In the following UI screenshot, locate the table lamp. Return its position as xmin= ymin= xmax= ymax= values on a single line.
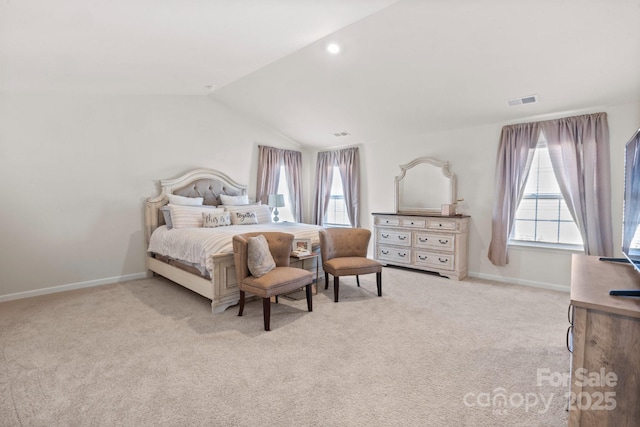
xmin=268 ymin=194 xmax=285 ymax=222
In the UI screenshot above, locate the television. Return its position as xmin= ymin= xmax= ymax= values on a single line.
xmin=622 ymin=127 xmax=640 ymax=271
xmin=609 ymin=128 xmax=640 ymax=297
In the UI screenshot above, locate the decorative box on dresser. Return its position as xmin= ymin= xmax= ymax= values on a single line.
xmin=372 ymin=213 xmax=470 ymax=280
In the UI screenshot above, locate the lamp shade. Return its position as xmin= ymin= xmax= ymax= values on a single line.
xmin=268 ymin=194 xmax=285 ymax=208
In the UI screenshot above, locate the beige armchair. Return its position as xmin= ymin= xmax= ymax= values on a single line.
xmin=232 ymin=232 xmax=313 ymax=331
xmin=319 ymin=228 xmax=382 ymax=302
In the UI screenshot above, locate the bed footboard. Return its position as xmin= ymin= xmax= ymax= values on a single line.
xmin=146 ymin=253 xmax=240 ymax=314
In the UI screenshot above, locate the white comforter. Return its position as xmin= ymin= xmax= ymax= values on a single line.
xmin=148 ymin=222 xmax=322 ymax=275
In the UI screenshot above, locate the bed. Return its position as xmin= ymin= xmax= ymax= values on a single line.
xmin=145 ymin=168 xmax=322 ymax=313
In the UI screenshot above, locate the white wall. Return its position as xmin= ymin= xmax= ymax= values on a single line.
xmin=1 ymin=93 xmax=637 ymax=300
xmin=0 ymin=93 xmax=303 ymax=299
xmin=360 ymin=101 xmax=640 ymax=291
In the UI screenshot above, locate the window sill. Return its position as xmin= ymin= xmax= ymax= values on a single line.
xmin=508 ymin=240 xmax=584 ymax=254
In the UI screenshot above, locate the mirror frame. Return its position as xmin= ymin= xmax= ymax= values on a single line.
xmin=394 ymin=156 xmax=457 ymax=215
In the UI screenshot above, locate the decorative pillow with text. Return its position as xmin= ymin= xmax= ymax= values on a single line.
xmin=224 ymin=204 xmax=272 ymax=224
xmin=202 ymin=211 xmax=231 ymax=228
xmin=169 ymin=205 xmax=224 ymax=229
xmin=229 ymin=210 xmax=259 ymax=225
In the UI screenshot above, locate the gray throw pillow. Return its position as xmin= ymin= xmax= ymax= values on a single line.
xmin=247 ymin=235 xmax=276 ymax=277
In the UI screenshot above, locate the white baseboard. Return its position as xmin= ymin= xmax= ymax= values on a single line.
xmin=0 ymin=272 xmax=148 ymax=303
xmin=468 ymin=271 xmax=570 ymax=293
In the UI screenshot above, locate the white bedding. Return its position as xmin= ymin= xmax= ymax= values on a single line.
xmin=148 ymin=222 xmax=322 ymax=276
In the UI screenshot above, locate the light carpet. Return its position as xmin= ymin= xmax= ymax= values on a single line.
xmin=0 ymin=267 xmax=570 ymax=426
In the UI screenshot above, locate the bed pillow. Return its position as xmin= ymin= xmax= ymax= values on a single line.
xmin=225 ymin=204 xmax=272 ymax=224
xmin=229 ymin=210 xmax=259 ymax=225
xmin=160 ymin=205 xmax=174 ymax=229
xmin=167 ymin=194 xmax=204 ymax=206
xmin=169 ymin=205 xmax=225 ymax=229
xmin=247 ymin=235 xmax=276 ymax=277
xmin=220 ymin=194 xmax=249 ymax=206
xmin=202 ymin=211 xmax=231 ymax=228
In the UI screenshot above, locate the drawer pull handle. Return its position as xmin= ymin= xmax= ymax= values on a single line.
xmin=419 ymin=237 xmax=428 ymax=242
xmin=382 ymin=233 xmax=389 ymax=238
xmin=381 ymin=250 xmax=389 ymax=255
xmin=438 ymin=239 xmax=449 ymax=245
xmin=398 ymin=236 xmax=407 ymax=240
xmin=398 ymin=252 xmax=406 ymax=257
xmin=418 ymin=255 xmax=427 ymax=261
xmin=438 ymin=223 xmax=442 ymax=227
xmin=410 ymin=221 xmax=414 ymax=225
xmin=566 ymin=325 xmax=573 ymax=353
xmin=438 ymin=257 xmax=448 ymax=263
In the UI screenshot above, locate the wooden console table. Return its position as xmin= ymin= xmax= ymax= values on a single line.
xmin=569 ymin=254 xmax=640 ymax=426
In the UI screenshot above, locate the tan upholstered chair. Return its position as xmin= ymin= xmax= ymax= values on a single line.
xmin=319 ymin=228 xmax=382 ymax=302
xmin=232 ymin=232 xmax=313 ymax=331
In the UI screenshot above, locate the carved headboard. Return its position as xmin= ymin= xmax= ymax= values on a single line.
xmin=144 ymin=168 xmax=248 ymax=243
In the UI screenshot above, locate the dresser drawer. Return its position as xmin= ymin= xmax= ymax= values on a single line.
xmin=375 ymin=216 xmax=400 ymax=226
xmin=414 ymin=250 xmax=454 ymax=270
xmin=378 ymin=246 xmax=411 ymax=264
xmin=400 ymin=218 xmax=426 ymax=228
xmin=414 ymin=232 xmax=455 ymax=251
xmin=377 ymin=229 xmax=411 ymax=247
xmin=426 ymin=219 xmax=457 ymax=231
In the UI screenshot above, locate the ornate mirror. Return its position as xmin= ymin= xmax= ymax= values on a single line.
xmin=395 ymin=157 xmax=457 ymax=215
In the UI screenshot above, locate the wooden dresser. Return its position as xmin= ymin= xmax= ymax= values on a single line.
xmin=372 ymin=213 xmax=469 ymax=280
xmin=569 ymin=255 xmax=640 ymax=426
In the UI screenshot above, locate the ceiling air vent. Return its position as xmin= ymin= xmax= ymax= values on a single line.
xmin=507 ymin=94 xmax=538 ymax=107
xmin=333 ymin=131 xmax=350 ymax=137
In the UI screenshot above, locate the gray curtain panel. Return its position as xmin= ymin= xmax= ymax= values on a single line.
xmin=256 ymin=145 xmax=304 ymax=222
xmin=488 ymin=112 xmax=613 ymax=266
xmin=487 ymin=122 xmax=540 ymax=266
xmin=540 ymin=112 xmax=613 ymax=257
xmin=282 ymin=149 xmax=303 ymax=222
xmin=312 ymin=146 xmax=361 ymax=227
xmin=337 ymin=147 xmax=361 ymax=227
xmin=623 ymin=130 xmax=640 ymax=252
xmin=312 ymin=150 xmax=336 ymax=226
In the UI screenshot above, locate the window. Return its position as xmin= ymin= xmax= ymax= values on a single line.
xmin=324 ymin=166 xmax=350 ymax=227
xmin=510 ymin=137 xmax=583 ymax=248
xmin=275 ymin=165 xmax=295 ymax=223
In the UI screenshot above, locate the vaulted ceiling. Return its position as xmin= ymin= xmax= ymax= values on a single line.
xmin=3 ymin=0 xmax=640 ymax=147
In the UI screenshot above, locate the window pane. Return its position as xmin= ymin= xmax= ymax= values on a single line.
xmin=515 ymin=199 xmax=537 ymax=220
xmin=275 ymin=165 xmax=295 ymax=222
xmin=512 ymin=220 xmax=536 ymax=241
xmin=537 ymin=199 xmax=561 ymax=221
xmin=559 ymin=222 xmax=583 ymax=245
xmin=536 ymin=221 xmax=560 ymax=243
xmin=558 ymin=204 xmax=574 ymax=221
xmin=511 ymin=138 xmax=583 ymax=247
xmin=535 ymin=147 xmax=562 ymax=194
xmin=324 ymin=166 xmax=350 ymax=226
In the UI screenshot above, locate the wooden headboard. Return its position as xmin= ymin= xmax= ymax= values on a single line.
xmin=144 ymin=168 xmax=248 ymax=243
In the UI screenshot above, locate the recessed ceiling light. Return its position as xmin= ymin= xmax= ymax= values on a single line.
xmin=327 ymin=43 xmax=341 ymax=54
